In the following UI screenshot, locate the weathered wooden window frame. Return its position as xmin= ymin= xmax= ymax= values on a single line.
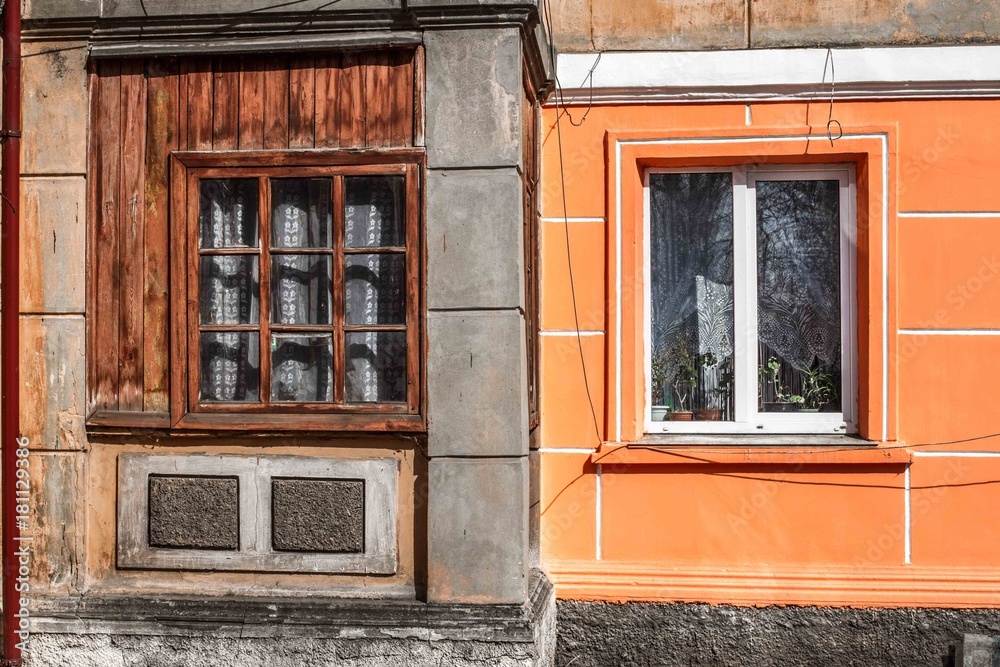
xmin=169 ymin=148 xmax=425 ymax=432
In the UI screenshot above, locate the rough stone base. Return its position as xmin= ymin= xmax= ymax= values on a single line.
xmin=556 ymin=601 xmax=1000 ymax=667
xmin=24 ymin=572 xmax=555 ymax=667
xmin=25 ymin=634 xmax=544 ymax=667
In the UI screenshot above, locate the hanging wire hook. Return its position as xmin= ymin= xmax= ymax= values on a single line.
xmin=823 ymin=48 xmax=843 ymax=145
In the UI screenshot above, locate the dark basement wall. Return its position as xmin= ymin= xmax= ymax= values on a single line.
xmin=556 ymin=601 xmax=1000 ymax=667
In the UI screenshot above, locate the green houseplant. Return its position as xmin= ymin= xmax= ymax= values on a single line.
xmin=759 ymin=356 xmax=803 ymax=412
xmin=800 ymin=365 xmax=837 ymax=412
xmin=650 ymin=349 xmax=671 ymax=421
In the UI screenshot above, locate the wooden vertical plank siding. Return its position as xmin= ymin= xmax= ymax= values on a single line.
xmin=92 ymin=59 xmax=122 ymax=413
xmin=288 ymin=54 xmax=316 ymax=149
xmin=184 ymin=57 xmax=213 ymax=151
xmin=364 ymin=51 xmax=392 ymax=147
xmin=213 ymin=57 xmax=240 ymax=150
xmin=337 ymin=53 xmax=366 ymax=147
xmin=143 ymin=58 xmax=179 ymax=413
xmin=263 ymin=56 xmax=290 ymax=150
xmin=89 ymin=50 xmax=418 ymax=425
xmin=239 ymin=56 xmax=266 ymax=150
xmin=314 ymin=53 xmax=341 ymax=148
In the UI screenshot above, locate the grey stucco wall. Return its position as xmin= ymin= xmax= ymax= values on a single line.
xmin=556 ymin=601 xmax=1000 ymax=667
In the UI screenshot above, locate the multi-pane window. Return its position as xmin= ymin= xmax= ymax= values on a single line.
xmin=173 ymin=153 xmax=422 ymax=428
xmin=645 ymin=166 xmax=856 ymax=434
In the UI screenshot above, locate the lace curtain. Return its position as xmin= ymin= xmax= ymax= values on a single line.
xmin=650 ymin=173 xmax=842 ymax=411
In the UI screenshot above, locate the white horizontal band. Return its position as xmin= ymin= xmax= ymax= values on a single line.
xmin=540 ymin=330 xmax=604 ymax=337
xmin=554 ymin=46 xmax=1000 ymax=104
xmin=899 ymin=212 xmax=1000 ymax=218
xmin=899 ymin=329 xmax=1000 ymax=335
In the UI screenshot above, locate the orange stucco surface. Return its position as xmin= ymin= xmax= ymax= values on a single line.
xmin=538 ymin=99 xmax=1000 ymax=607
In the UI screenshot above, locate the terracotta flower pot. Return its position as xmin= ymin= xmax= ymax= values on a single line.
xmin=694 ymin=409 xmax=723 ymax=421
xmin=668 ymin=411 xmax=694 ymax=421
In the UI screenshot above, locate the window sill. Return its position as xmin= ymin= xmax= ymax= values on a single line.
xmin=591 ymin=435 xmax=911 ymax=467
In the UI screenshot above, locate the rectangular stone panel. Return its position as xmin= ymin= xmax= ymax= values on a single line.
xmin=148 ymin=475 xmax=240 ymax=550
xmin=271 ymin=478 xmax=365 ymax=553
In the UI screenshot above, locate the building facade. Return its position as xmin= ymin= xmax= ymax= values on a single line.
xmin=15 ymin=0 xmax=1000 ymax=666
xmin=539 ymin=2 xmax=1000 ymax=666
xmin=20 ymin=1 xmax=553 ymax=665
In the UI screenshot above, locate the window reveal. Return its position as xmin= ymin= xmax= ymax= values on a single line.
xmin=646 ymin=166 xmax=856 ymax=434
xmin=173 ymin=153 xmax=423 ymax=427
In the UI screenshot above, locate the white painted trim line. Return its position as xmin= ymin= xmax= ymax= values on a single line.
xmin=615 ymin=134 xmax=888 ymax=442
xmin=555 ymin=46 xmax=1000 ymax=104
xmin=537 ymin=448 xmax=599 ymax=454
xmin=540 ymin=330 xmax=605 ymax=337
xmin=595 ymin=464 xmax=603 ymax=561
xmin=913 ymin=451 xmax=1000 ymax=457
xmin=899 ymin=211 xmax=1000 ymax=218
xmin=903 ymin=466 xmax=912 ymax=565
xmin=899 ymin=329 xmax=1000 ymax=336
xmin=541 ymin=216 xmax=606 ymax=224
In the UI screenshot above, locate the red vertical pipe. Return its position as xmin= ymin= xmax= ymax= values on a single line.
xmin=1 ymin=0 xmax=21 ymax=661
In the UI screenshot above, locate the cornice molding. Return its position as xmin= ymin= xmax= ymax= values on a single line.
xmin=553 ymin=46 xmax=1000 ymax=104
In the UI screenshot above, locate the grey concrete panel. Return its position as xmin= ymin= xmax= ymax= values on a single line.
xmin=22 ymin=42 xmax=89 ymax=175
xmin=752 ymin=0 xmax=1000 ymax=48
xmin=24 ymin=0 xmax=99 ymax=19
xmin=427 ymin=457 xmax=528 ymax=604
xmin=427 ymin=310 xmax=528 ymax=457
xmin=21 ymin=178 xmax=86 ymax=313
xmin=424 ymin=28 xmax=522 ymax=168
xmin=118 ymin=454 xmax=397 ymax=574
xmin=426 ymin=168 xmax=524 ymax=310
xmin=100 ymin=0 xmax=399 ymax=18
xmin=271 ymin=478 xmax=365 ymax=553
xmin=956 ymin=634 xmax=1000 ymax=667
xmin=409 ymin=0 xmax=537 ymax=5
xmin=148 ymin=476 xmax=240 ymax=550
xmin=21 ymin=316 xmax=86 ymax=451
xmin=557 ymin=601 xmax=1000 ymax=667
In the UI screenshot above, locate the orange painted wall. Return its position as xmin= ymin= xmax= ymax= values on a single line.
xmin=538 ymin=98 xmax=1000 ymax=608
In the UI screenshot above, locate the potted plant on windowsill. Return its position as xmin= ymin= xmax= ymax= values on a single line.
xmin=801 ymin=364 xmax=837 ymax=413
xmin=664 ymin=333 xmax=698 ymax=421
xmin=696 ymin=357 xmax=731 ymax=421
xmin=759 ymin=356 xmax=803 ymax=412
xmin=650 ymin=349 xmax=670 ymax=422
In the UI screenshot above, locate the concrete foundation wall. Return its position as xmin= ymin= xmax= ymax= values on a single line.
xmin=547 ymin=0 xmax=1000 ymax=52
xmin=556 ymin=601 xmax=1000 ymax=667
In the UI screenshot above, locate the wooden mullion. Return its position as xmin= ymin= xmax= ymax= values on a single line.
xmin=198 ymin=324 xmax=261 ymax=332
xmin=333 ymin=175 xmax=346 ymax=405
xmin=342 ymin=246 xmax=407 ymax=255
xmin=405 ymin=163 xmax=421 ymax=413
xmin=197 ymin=247 xmax=260 ymax=256
xmin=259 ymin=176 xmax=272 ymax=406
xmin=187 ymin=171 xmax=205 ymax=410
xmin=343 ymin=325 xmax=408 ymax=333
xmin=267 ymin=247 xmax=331 ymax=255
xmin=270 ymin=324 xmax=337 ymax=333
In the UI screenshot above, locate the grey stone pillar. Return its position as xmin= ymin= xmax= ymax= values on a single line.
xmin=423 ymin=26 xmax=531 ymax=604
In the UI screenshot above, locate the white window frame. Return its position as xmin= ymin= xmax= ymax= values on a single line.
xmin=643 ymin=164 xmax=858 ymax=435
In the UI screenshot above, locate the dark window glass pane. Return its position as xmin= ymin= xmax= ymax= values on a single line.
xmin=200 ymin=179 xmax=259 ymax=249
xmin=200 ymin=255 xmax=260 ymax=325
xmin=756 ymin=179 xmax=842 ymax=413
xmin=271 ymin=334 xmax=333 ymax=403
xmin=345 ymin=332 xmax=406 ymax=403
xmin=344 ymin=176 xmax=405 ymax=248
xmin=200 ymin=332 xmax=260 ymax=402
xmin=345 ymin=254 xmax=406 ymax=325
xmin=271 ymin=178 xmax=332 ymax=249
xmin=270 ymin=255 xmax=332 ymax=325
xmin=649 ymin=172 xmax=735 ymax=421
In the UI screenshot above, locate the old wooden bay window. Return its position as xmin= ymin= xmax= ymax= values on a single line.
xmin=172 ymin=152 xmax=422 ymax=429
xmin=644 ymin=165 xmax=857 ymax=434
xmin=86 ymin=51 xmax=425 ymax=431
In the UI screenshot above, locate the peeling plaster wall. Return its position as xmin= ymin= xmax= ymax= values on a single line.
xmin=547 ymin=0 xmax=1000 ymax=52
